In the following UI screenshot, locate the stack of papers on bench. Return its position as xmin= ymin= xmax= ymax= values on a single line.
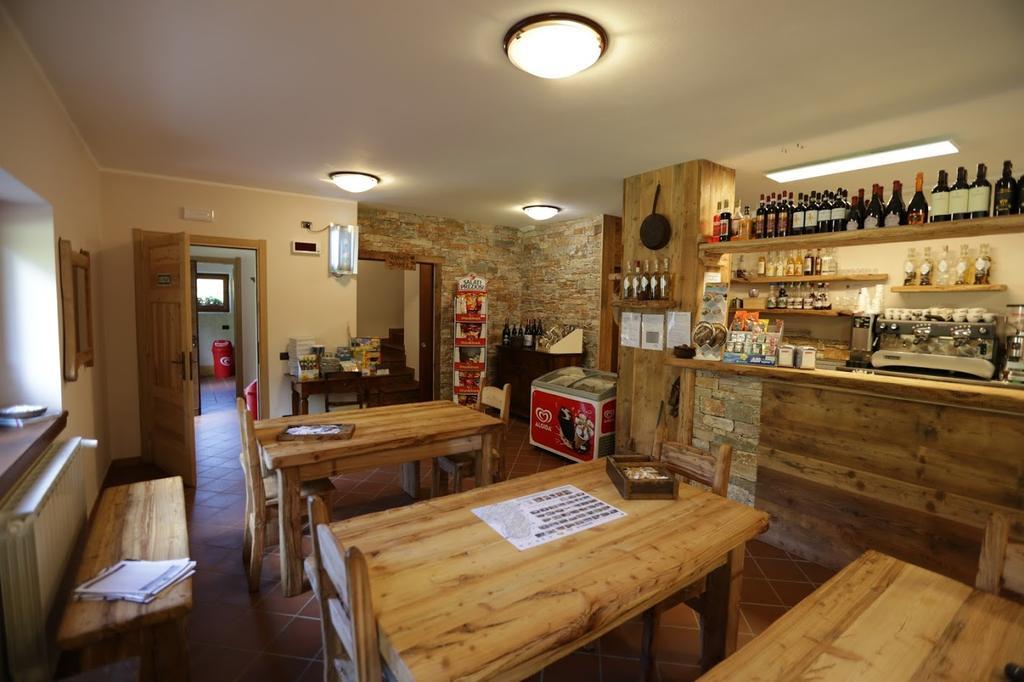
xmin=74 ymin=558 xmax=196 ymax=604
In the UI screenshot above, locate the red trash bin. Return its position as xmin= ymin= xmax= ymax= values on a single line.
xmin=244 ymin=380 xmax=259 ymax=418
xmin=211 ymin=339 xmax=234 ymax=378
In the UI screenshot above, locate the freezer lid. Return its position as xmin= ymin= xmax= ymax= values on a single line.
xmin=532 ymin=366 xmax=618 ymax=400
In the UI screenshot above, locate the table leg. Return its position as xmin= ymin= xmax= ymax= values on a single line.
xmin=478 ymin=432 xmax=494 ymax=486
xmin=291 ymin=387 xmax=300 ymax=416
xmin=400 ymin=461 xmax=420 ymax=498
xmin=278 ymin=467 xmax=305 ymax=596
xmin=300 ymin=394 xmax=310 ymax=415
xmin=699 ymin=543 xmax=745 ymax=671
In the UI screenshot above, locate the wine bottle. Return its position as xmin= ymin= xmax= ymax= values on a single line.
xmin=930 ymin=170 xmax=951 ymax=222
xmin=830 ymin=187 xmax=848 ymax=231
xmin=777 ymin=192 xmax=791 ymax=237
xmin=968 ymin=163 xmax=991 ymax=218
xmin=805 ymin=191 xmax=819 ymax=234
xmin=907 ymin=172 xmax=929 ymax=225
xmin=766 ymin=193 xmax=778 ymax=238
xmin=994 ymin=161 xmax=1019 ymax=216
xmin=791 ymin=192 xmax=806 ymax=236
xmin=755 ymin=194 xmax=767 ymax=238
xmin=949 ymin=166 xmax=970 ymax=220
xmin=720 ymin=199 xmax=732 ymax=242
xmin=502 ymin=319 xmax=511 ymax=345
xmin=845 ymin=193 xmax=862 ymax=230
xmin=884 ymin=180 xmax=907 ymax=226
xmin=864 ymin=185 xmax=884 ymax=228
xmin=819 ymin=191 xmax=834 ymax=233
xmin=713 ymin=200 xmax=722 ymax=241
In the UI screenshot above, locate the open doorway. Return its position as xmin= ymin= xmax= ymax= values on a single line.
xmin=355 ymin=255 xmax=439 ymax=402
xmin=190 ymin=246 xmax=258 ymax=417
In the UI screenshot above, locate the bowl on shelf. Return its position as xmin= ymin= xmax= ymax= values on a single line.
xmin=673 ymin=345 xmax=696 ymax=359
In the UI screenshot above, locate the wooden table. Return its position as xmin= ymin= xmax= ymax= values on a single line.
xmin=57 ymin=478 xmax=190 ymax=680
xmin=700 ymin=550 xmax=1024 ymax=681
xmin=257 ymin=400 xmax=505 ymax=596
xmin=321 ymin=459 xmax=768 ymax=680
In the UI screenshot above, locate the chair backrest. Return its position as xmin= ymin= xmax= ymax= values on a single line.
xmin=236 ymin=397 xmax=266 ymax=510
xmin=313 ymin=519 xmax=382 ymax=681
xmin=976 ymin=512 xmax=1024 ymax=598
xmin=477 ymin=382 xmax=511 ymax=451
xmin=651 ymin=421 xmax=732 ymax=497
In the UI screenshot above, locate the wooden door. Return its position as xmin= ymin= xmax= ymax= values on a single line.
xmin=418 ymin=264 xmax=435 ymax=400
xmin=190 ymin=259 xmax=201 ymax=416
xmin=134 ymin=229 xmax=197 ymax=487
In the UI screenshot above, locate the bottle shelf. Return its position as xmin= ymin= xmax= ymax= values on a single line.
xmin=699 ymin=214 xmax=1024 ymax=258
xmin=732 ymin=273 xmax=888 ymax=285
xmin=611 ymin=299 xmax=676 ymax=310
xmin=731 ymin=308 xmax=854 ymax=318
xmin=889 ymin=284 xmax=1007 ymax=293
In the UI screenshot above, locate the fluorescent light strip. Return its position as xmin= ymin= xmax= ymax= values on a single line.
xmin=765 ymin=140 xmax=959 ymax=183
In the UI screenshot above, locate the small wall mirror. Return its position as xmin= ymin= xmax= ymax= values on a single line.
xmin=59 ymin=239 xmax=94 ymax=381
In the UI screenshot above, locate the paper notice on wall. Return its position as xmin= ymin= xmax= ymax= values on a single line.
xmin=666 ymin=311 xmax=691 ymax=348
xmin=620 ymin=312 xmax=641 ymax=348
xmin=641 ymin=314 xmax=665 ymax=351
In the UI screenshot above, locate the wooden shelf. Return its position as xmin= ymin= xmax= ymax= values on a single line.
xmin=700 ymin=214 xmax=1024 ymax=257
xmin=732 ymin=308 xmax=853 ymax=317
xmin=611 ymin=299 xmax=675 ymax=310
xmin=890 ymin=284 xmax=1007 ymax=293
xmin=733 ymin=273 xmax=888 ymax=285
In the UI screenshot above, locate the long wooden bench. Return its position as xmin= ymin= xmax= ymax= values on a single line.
xmin=57 ymin=477 xmax=191 ymax=681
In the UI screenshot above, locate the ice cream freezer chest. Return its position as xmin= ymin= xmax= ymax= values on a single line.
xmin=529 ymin=366 xmax=617 ymax=463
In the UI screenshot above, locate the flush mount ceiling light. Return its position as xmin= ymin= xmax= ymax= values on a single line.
xmin=522 ymin=204 xmax=562 ymax=221
xmin=765 ymin=140 xmax=959 ymax=183
xmin=503 ymin=13 xmax=607 ymax=79
xmin=328 ymin=171 xmax=380 ymax=193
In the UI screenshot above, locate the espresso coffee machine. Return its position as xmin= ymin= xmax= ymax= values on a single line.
xmin=847 ymin=314 xmax=879 ymax=368
xmin=870 ymin=318 xmax=1002 ymax=380
xmin=1005 ymin=304 xmax=1024 ymax=384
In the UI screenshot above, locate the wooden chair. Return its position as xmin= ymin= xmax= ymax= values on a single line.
xmin=431 ymin=382 xmax=511 ymax=496
xmin=237 ymin=398 xmax=334 ymax=592
xmin=976 ymin=512 xmax=1024 ymax=598
xmin=640 ymin=419 xmax=733 ymax=680
xmin=307 ymin=496 xmax=390 ymax=681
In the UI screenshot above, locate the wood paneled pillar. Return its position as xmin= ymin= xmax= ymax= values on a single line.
xmin=615 ymin=160 xmax=735 ymax=455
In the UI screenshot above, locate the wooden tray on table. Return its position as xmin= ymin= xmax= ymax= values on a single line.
xmin=605 ymin=455 xmax=678 ymax=500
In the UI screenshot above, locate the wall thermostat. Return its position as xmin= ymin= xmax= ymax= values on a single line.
xmin=291 ymin=241 xmax=321 ymax=255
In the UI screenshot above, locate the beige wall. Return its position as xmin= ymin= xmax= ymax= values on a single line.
xmin=403 ymin=268 xmax=420 ymax=381
xmin=355 ymin=259 xmax=404 ymax=338
xmin=0 ymin=9 xmax=106 ymax=502
xmin=99 ymin=171 xmax=357 ymax=459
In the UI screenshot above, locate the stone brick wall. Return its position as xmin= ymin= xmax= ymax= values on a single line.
xmin=358 ymin=207 xmax=605 ymax=398
xmin=690 ymin=371 xmax=763 ymax=506
xmin=518 ymin=216 xmax=604 ymax=368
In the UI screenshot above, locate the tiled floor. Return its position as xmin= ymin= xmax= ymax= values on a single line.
xmin=104 ymin=381 xmax=839 ymax=681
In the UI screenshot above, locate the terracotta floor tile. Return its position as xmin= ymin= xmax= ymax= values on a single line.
xmin=186 ymin=603 xmax=292 ymax=650
xmin=741 ymin=603 xmax=789 ymax=635
xmin=658 ymin=661 xmax=703 ymax=682
xmin=254 ymin=582 xmax=315 ymax=616
xmin=754 ymin=557 xmax=810 ymax=582
xmin=796 ymin=561 xmax=839 ymax=584
xmin=660 ymin=604 xmax=699 ymax=628
xmin=653 ymin=625 xmax=701 ymax=665
xmin=738 ymin=577 xmax=783 ymax=606
xmin=746 ymin=539 xmax=791 ymax=559
xmin=770 ymin=579 xmax=818 ymax=607
xmin=601 ymin=655 xmax=645 ymax=682
xmin=236 ymin=652 xmax=315 ymax=682
xmin=296 ymin=659 xmax=324 ymax=682
xmin=188 ymin=642 xmax=260 ymax=682
xmin=741 ymin=559 xmax=765 ymax=580
xmin=543 ymin=652 xmax=601 ymax=680
xmin=264 ymin=616 xmax=323 ymax=660
xmin=600 ymin=620 xmax=643 ymax=658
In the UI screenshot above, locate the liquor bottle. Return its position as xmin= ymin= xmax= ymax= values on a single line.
xmin=919 ymin=247 xmax=935 ymax=286
xmin=802 ymin=249 xmax=814 ymax=276
xmin=864 ymin=185 xmax=884 ymax=228
xmin=766 ymin=193 xmax=778 ymax=238
xmin=755 ymin=194 xmax=767 ymax=238
xmin=523 ymin=321 xmax=534 ymax=348
xmin=660 ymin=258 xmax=671 ymax=300
xmin=756 ymin=253 xmax=766 ymax=276
xmin=822 ymin=282 xmax=832 ymax=310
xmin=740 ymin=205 xmax=753 ymax=240
xmin=845 ymin=194 xmax=862 ymax=230
xmin=974 ymin=243 xmax=992 ymax=285
xmin=814 ymin=248 xmax=823 ymax=276
xmin=907 ymin=172 xmax=929 ymax=225
xmin=884 ymin=180 xmax=907 ymax=226
xmin=766 ymin=284 xmax=777 ymax=309
xmin=816 ymin=191 xmax=833 ymax=232
xmin=955 ymin=245 xmax=970 ymax=285
xmin=502 ymin=319 xmax=511 ymax=345
xmin=791 ymin=192 xmax=806 ymax=235
xmin=903 ymin=248 xmax=918 ymax=286
xmin=633 ymin=261 xmax=644 ymax=300
xmin=930 ymin=170 xmax=951 ymax=222
xmin=784 ymin=251 xmax=796 ymax=277
xmin=994 ymin=161 xmax=1019 ymax=216
xmin=805 ymin=191 xmax=819 ymax=234
xmin=968 ymin=163 xmax=991 ymax=218
xmin=777 ymin=284 xmax=788 ymax=309
xmin=622 ymin=263 xmax=634 ymax=299
xmin=720 ymin=199 xmax=732 ymax=242
xmin=649 ymin=260 xmax=661 ymax=299
xmin=639 ymin=260 xmax=651 ymax=300
xmin=773 ymin=251 xmax=785 ymax=277
xmin=713 ymin=201 xmax=722 ymax=241
xmin=949 ymin=166 xmax=970 ymax=220
xmin=936 ymin=245 xmax=952 ymax=286
xmin=777 ymin=192 xmax=791 ymax=237
xmin=831 ymin=188 xmax=849 ymax=230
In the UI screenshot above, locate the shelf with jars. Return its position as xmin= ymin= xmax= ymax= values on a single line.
xmin=729 ymin=307 xmax=854 ymax=318
xmin=890 ymin=284 xmax=1006 ymax=293
xmin=733 ymin=273 xmax=888 ymax=284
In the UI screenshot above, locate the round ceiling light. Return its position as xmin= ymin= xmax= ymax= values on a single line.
xmin=522 ymin=204 xmax=562 ymax=221
xmin=328 ymin=171 xmax=380 ymax=193
xmin=503 ymin=13 xmax=607 ymax=79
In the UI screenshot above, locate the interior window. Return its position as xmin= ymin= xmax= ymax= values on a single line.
xmin=196 ymin=274 xmax=229 ymax=312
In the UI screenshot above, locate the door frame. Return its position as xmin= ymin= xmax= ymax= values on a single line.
xmin=189 ymin=235 xmax=270 ymax=418
xmin=190 ymin=255 xmax=245 ymax=402
xmin=359 ymin=249 xmax=443 ymax=400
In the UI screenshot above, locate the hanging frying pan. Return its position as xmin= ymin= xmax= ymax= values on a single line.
xmin=640 ymin=183 xmax=671 ymax=250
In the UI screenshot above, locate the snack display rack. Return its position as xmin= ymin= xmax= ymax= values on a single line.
xmin=452 ymin=273 xmax=488 ymax=406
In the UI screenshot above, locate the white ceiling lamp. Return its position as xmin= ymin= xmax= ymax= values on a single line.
xmin=328 ymin=171 xmax=381 ymax=193
xmin=503 ymin=13 xmax=607 ymax=79
xmin=765 ymin=140 xmax=959 ymax=183
xmin=522 ymin=204 xmax=562 ymax=221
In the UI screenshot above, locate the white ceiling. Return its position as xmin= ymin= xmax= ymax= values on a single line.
xmin=4 ymin=0 xmax=1024 ymax=226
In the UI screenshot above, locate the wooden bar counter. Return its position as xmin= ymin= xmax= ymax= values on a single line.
xmin=665 ymin=357 xmax=1024 ymax=584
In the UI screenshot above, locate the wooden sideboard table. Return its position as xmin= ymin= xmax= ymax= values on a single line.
xmin=495 ymin=346 xmax=583 ymax=419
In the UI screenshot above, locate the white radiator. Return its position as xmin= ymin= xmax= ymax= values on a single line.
xmin=0 ymin=436 xmax=97 ymax=682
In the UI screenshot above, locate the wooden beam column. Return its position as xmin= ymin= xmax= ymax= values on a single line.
xmin=616 ymin=160 xmax=734 ymax=455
